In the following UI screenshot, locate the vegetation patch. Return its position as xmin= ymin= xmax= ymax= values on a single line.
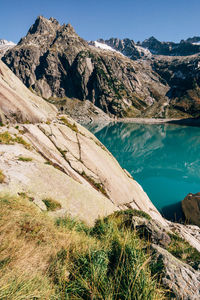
xmin=0 ymin=195 xmax=169 ymax=299
xmin=0 ymin=170 xmax=5 ymax=184
xmin=18 ymin=192 xmax=34 ymax=202
xmin=14 ymin=136 xmax=31 ymax=150
xmin=59 ymin=116 xmax=78 ymax=132
xmin=167 ymin=233 xmax=200 ymax=269
xmin=17 ymin=156 xmax=33 ymax=162
xmin=56 ymin=216 xmax=90 ymax=234
xmin=81 ymin=171 xmax=109 ymax=198
xmin=0 ymin=131 xmax=14 ymax=144
xmin=0 ymin=131 xmax=31 ymax=149
xmin=42 ymin=198 xmax=62 ymax=211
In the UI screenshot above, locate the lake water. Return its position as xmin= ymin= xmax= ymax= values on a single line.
xmin=87 ymin=122 xmax=200 ymax=221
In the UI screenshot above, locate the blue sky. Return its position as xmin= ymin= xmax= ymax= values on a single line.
xmin=1 ymin=0 xmax=200 ymax=43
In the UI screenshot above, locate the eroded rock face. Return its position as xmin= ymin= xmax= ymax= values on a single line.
xmin=182 ymin=193 xmax=200 ymax=226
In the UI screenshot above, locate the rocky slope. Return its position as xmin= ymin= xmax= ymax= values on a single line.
xmin=140 ymin=36 xmax=200 ymax=56
xmin=100 ymin=37 xmax=200 ymax=118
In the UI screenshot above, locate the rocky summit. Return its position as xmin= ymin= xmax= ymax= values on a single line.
xmin=3 ymin=15 xmax=200 ymax=119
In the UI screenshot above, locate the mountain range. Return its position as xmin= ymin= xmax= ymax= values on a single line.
xmin=2 ymin=16 xmax=200 ymax=119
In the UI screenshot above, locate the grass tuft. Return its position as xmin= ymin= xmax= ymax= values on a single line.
xmin=0 ymin=131 xmax=31 ymax=149
xmin=17 ymin=156 xmax=33 ymax=162
xmin=42 ymin=198 xmax=62 ymax=211
xmin=60 ymin=117 xmax=78 ymax=132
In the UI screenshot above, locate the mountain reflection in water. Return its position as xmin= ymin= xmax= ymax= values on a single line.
xmin=87 ymin=122 xmax=200 ymax=221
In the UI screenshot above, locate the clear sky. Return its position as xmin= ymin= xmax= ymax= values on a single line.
xmin=1 ymin=0 xmax=200 ymax=44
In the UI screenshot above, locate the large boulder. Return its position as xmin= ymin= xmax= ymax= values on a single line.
xmin=182 ymin=192 xmax=200 ymax=226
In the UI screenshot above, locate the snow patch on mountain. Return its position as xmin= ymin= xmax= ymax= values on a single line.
xmin=192 ymin=42 xmax=200 ymax=45
xmin=135 ymin=45 xmax=152 ymax=57
xmin=89 ymin=41 xmax=124 ymax=56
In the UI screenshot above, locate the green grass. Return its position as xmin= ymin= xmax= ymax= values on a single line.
xmin=0 ymin=131 xmax=14 ymax=144
xmin=63 ymin=214 xmax=163 ymax=300
xmin=17 ymin=156 xmax=33 ymax=162
xmin=167 ymin=233 xmax=200 ymax=269
xmin=42 ymin=198 xmax=62 ymax=211
xmin=0 ymin=131 xmax=31 ymax=149
xmin=55 ymin=216 xmax=90 ymax=235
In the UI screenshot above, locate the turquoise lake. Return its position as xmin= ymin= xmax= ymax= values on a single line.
xmin=87 ymin=122 xmax=200 ymax=221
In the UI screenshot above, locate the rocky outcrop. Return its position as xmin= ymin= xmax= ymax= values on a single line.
xmin=182 ymin=193 xmax=200 ymax=226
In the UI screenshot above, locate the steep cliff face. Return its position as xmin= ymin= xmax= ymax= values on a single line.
xmin=152 ymin=55 xmax=200 ymax=117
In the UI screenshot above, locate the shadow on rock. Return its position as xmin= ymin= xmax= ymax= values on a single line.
xmin=161 ymin=201 xmax=185 ymax=223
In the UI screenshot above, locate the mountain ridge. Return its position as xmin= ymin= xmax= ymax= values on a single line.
xmin=2 ymin=16 xmax=200 ymax=119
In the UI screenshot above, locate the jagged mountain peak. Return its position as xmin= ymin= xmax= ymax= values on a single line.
xmin=28 ymin=15 xmax=60 ymax=35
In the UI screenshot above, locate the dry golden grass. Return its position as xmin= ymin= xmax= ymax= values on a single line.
xmin=0 ymin=195 xmax=166 ymax=299
xmin=0 ymin=194 xmax=98 ymax=299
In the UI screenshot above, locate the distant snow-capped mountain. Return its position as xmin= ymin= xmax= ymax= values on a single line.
xmin=0 ymin=39 xmax=16 ymax=57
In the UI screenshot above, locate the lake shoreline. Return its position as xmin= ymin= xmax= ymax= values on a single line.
xmin=112 ymin=117 xmax=200 ymax=127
